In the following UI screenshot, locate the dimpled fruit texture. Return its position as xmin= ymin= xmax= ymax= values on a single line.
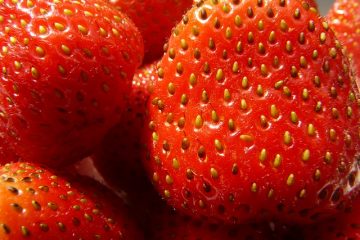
xmin=0 ymin=0 xmax=144 ymax=166
xmin=144 ymin=0 xmax=360 ymax=224
xmin=328 ymin=0 xmax=360 ymax=88
xmin=0 ymin=162 xmax=143 ymax=239
xmin=108 ymin=0 xmax=193 ymax=63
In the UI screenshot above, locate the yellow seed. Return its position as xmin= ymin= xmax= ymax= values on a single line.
xmin=290 ymin=111 xmax=298 ymax=124
xmin=240 ymin=99 xmax=248 ymax=110
xmin=307 ymin=124 xmax=315 ymax=136
xmin=270 ymin=105 xmax=279 ymax=118
xmin=35 ymin=46 xmax=45 ymax=57
xmin=180 ymin=39 xmax=188 ymax=50
xmin=234 ymin=15 xmax=242 ymax=27
xmin=224 ymin=89 xmax=231 ymax=102
xmin=256 ymin=85 xmax=264 ymax=96
xmin=324 ymin=151 xmax=332 ymax=164
xmin=228 ymin=119 xmax=235 ymax=131
xmin=251 ymin=183 xmax=258 ymax=193
xmin=31 ymin=67 xmax=39 ymax=79
xmin=63 ymin=9 xmax=73 ymax=15
xmin=195 ymin=115 xmax=203 ymax=129
xmin=61 ymin=45 xmax=71 ymax=55
xmin=210 ymin=168 xmax=219 ymax=179
xmin=284 ymin=131 xmax=292 ymax=145
xmin=172 ymin=158 xmax=180 ymax=169
xmin=165 ymin=175 xmax=173 ymax=185
xmin=273 ymin=154 xmax=282 ymax=168
xmin=229 ymin=61 xmax=239 ymax=74
xmin=240 ymin=134 xmax=253 ymax=142
xmin=214 ymin=139 xmax=223 ymax=152
xmin=164 ymin=190 xmax=170 ymax=198
xmin=14 ymin=61 xmax=22 ymax=70
xmin=329 ymin=129 xmax=336 ymax=141
xmin=286 ymin=174 xmax=295 ymax=186
xmin=299 ymin=189 xmax=306 ymax=199
xmin=302 ymin=88 xmax=309 ymax=100
xmin=269 ymin=31 xmax=276 ymax=43
xmin=280 ymin=19 xmax=288 ymax=32
xmin=78 ymin=25 xmax=88 ymax=35
xmin=9 ymin=36 xmax=17 ymax=44
xmin=211 ymin=110 xmax=219 ymax=123
xmin=302 ymin=149 xmax=310 ymax=161
xmin=314 ymin=169 xmax=321 ymax=181
xmin=267 ymin=189 xmax=274 ymax=198
xmin=225 ymin=27 xmax=232 ymax=39
xmin=112 ymin=28 xmax=119 ymax=36
xmin=260 ymin=64 xmax=268 ymax=76
xmin=39 ymin=25 xmax=47 ymax=34
xmin=320 ymin=32 xmax=326 ymax=43
xmin=84 ymin=11 xmax=93 ymax=17
xmin=216 ymin=69 xmax=224 ymax=82
xmin=259 ymin=149 xmax=267 ymax=163
xmin=99 ymin=27 xmax=107 ymax=37
xmin=242 ymin=76 xmax=249 ymax=89
xmin=189 ymin=73 xmax=197 ymax=87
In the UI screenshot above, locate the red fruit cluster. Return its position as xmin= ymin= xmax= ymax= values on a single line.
xmin=0 ymin=0 xmax=359 ymax=239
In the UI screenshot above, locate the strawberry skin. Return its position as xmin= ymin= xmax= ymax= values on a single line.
xmin=108 ymin=0 xmax=193 ymax=63
xmin=93 ymin=63 xmax=156 ymax=191
xmin=302 ymin=197 xmax=360 ymax=240
xmin=328 ymin=0 xmax=360 ymax=89
xmin=147 ymin=203 xmax=276 ymax=240
xmin=144 ymin=0 xmax=360 ymax=224
xmin=0 ymin=162 xmax=143 ymax=239
xmin=0 ymin=0 xmax=144 ymax=166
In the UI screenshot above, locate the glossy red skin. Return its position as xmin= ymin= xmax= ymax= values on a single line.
xmin=93 ymin=63 xmax=156 ymax=194
xmin=0 ymin=0 xmax=144 ymax=166
xmin=145 ymin=0 xmax=360 ymax=224
xmin=328 ymin=0 xmax=360 ymax=89
xmin=0 ymin=162 xmax=143 ymax=239
xmin=108 ymin=0 xmax=193 ymax=63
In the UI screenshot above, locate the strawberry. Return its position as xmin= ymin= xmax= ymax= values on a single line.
xmin=0 ymin=162 xmax=143 ymax=239
xmin=93 ymin=63 xmax=156 ymax=192
xmin=146 ymin=205 xmax=276 ymax=240
xmin=108 ymin=0 xmax=193 ymax=63
xmin=144 ymin=0 xmax=360 ymax=224
xmin=302 ymin=197 xmax=360 ymax=240
xmin=0 ymin=0 xmax=144 ymax=166
xmin=328 ymin=0 xmax=360 ymax=89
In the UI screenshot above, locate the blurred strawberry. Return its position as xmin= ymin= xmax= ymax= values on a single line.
xmin=92 ymin=63 xmax=156 ymax=195
xmin=328 ymin=0 xmax=360 ymax=88
xmin=108 ymin=0 xmax=193 ymax=63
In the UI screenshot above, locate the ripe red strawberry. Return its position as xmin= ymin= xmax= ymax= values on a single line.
xmin=144 ymin=0 xmax=360 ymax=224
xmin=328 ymin=0 xmax=360 ymax=88
xmin=0 ymin=162 xmax=143 ymax=239
xmin=93 ymin=63 xmax=156 ymax=192
xmin=0 ymin=0 xmax=144 ymax=166
xmin=108 ymin=0 xmax=193 ymax=63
